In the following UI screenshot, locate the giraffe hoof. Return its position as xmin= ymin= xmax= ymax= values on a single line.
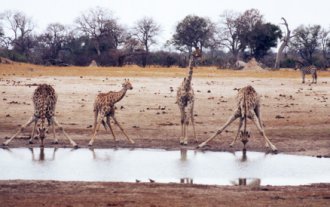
xmin=52 ymin=141 xmax=59 ymax=145
xmin=2 ymin=142 xmax=8 ymax=146
xmin=73 ymin=145 xmax=79 ymax=149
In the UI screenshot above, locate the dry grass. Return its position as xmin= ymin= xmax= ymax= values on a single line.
xmin=0 ymin=62 xmax=329 ymax=78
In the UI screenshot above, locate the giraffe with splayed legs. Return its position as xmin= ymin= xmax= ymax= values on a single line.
xmin=198 ymin=85 xmax=277 ymax=152
xmin=89 ymin=79 xmax=134 ymax=146
xmin=176 ymin=47 xmax=202 ymax=145
xmin=3 ymin=84 xmax=77 ymax=148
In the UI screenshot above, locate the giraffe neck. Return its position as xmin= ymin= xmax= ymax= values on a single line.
xmin=39 ymin=98 xmax=46 ymax=128
xmin=110 ymin=87 xmax=128 ymax=104
xmin=184 ymin=57 xmax=194 ymax=91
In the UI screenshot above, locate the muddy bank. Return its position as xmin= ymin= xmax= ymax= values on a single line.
xmin=0 ymin=180 xmax=330 ymax=207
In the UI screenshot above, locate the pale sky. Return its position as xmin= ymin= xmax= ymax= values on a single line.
xmin=1 ymin=0 xmax=329 ymax=49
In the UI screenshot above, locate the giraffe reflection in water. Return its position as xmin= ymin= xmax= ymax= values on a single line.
xmin=29 ymin=148 xmax=57 ymax=161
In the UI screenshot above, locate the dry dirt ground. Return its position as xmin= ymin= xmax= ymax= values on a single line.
xmin=0 ymin=63 xmax=330 ymax=206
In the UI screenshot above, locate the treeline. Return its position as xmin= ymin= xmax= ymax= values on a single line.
xmin=0 ymin=7 xmax=329 ymax=68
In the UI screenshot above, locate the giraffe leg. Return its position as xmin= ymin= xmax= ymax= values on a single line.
xmin=101 ymin=119 xmax=108 ymax=131
xmin=29 ymin=118 xmax=38 ymax=144
xmin=182 ymin=102 xmax=194 ymax=145
xmin=50 ymin=118 xmax=58 ymax=144
xmin=52 ymin=117 xmax=78 ymax=148
xmin=179 ymin=106 xmax=185 ymax=144
xmin=254 ymin=105 xmax=264 ymax=131
xmin=89 ymin=113 xmax=104 ymax=146
xmin=183 ymin=119 xmax=189 ymax=145
xmin=3 ymin=116 xmax=37 ymax=146
xmin=106 ymin=116 xmax=116 ymax=142
xmin=190 ymin=102 xmax=197 ymax=142
xmin=92 ymin=109 xmax=98 ymax=133
xmin=250 ymin=112 xmax=277 ymax=152
xmin=254 ymin=106 xmax=268 ymax=147
xmin=230 ymin=117 xmax=243 ymax=147
xmin=112 ymin=115 xmax=134 ymax=144
xmin=198 ymin=110 xmax=240 ymax=148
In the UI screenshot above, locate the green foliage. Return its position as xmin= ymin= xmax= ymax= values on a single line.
xmin=247 ymin=23 xmax=282 ymax=60
xmin=172 ymin=15 xmax=215 ymax=53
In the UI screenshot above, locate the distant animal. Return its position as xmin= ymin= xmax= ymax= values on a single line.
xmin=295 ymin=64 xmax=317 ymax=84
xmin=198 ymin=85 xmax=277 ymax=152
xmin=3 ymin=84 xmax=77 ymax=147
xmin=89 ymin=79 xmax=134 ymax=146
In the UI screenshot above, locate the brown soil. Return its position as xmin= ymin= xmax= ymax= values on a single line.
xmin=0 ymin=63 xmax=330 ymax=206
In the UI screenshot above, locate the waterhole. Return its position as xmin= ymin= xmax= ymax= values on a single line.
xmin=0 ymin=148 xmax=329 ymax=186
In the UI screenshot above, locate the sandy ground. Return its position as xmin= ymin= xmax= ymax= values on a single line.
xmin=0 ymin=64 xmax=330 ymax=206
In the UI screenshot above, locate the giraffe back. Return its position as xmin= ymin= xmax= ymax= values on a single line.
xmin=93 ymin=80 xmax=133 ymax=113
xmin=236 ymin=85 xmax=259 ymax=115
xmin=33 ymin=84 xmax=57 ymax=121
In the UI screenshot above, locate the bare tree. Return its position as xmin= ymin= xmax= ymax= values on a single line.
xmin=132 ymin=17 xmax=160 ymax=67
xmin=290 ymin=25 xmax=321 ymax=65
xmin=319 ymin=28 xmax=330 ymax=61
xmin=1 ymin=10 xmax=35 ymax=56
xmin=44 ymin=23 xmax=67 ymax=59
xmin=274 ymin=17 xmax=293 ymax=69
xmin=75 ymin=7 xmax=114 ymax=56
xmin=218 ymin=11 xmax=242 ymax=62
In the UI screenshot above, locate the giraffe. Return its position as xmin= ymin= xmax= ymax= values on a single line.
xmin=198 ymin=85 xmax=277 ymax=152
xmin=176 ymin=47 xmax=202 ymax=145
xmin=3 ymin=84 xmax=77 ymax=148
xmin=88 ymin=79 xmax=134 ymax=146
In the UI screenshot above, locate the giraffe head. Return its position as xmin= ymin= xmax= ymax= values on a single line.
xmin=37 ymin=126 xmax=47 ymax=147
xmin=192 ymin=47 xmax=202 ymax=58
xmin=240 ymin=130 xmax=250 ymax=148
xmin=122 ymin=79 xmax=133 ymax=90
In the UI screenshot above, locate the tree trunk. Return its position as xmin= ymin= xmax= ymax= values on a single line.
xmin=274 ymin=18 xmax=291 ymax=69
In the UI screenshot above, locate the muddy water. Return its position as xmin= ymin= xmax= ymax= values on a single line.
xmin=0 ymin=148 xmax=329 ymax=186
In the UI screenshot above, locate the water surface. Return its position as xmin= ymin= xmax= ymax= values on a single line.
xmin=0 ymin=148 xmax=329 ymax=186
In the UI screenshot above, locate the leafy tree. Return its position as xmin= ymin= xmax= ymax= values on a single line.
xmin=247 ymin=22 xmax=282 ymax=60
xmin=172 ymin=15 xmax=215 ymax=56
xmin=235 ymin=9 xmax=263 ymax=51
xmin=218 ymin=9 xmax=281 ymax=62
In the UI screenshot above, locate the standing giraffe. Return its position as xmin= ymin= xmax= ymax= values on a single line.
xmin=3 ymin=84 xmax=77 ymax=147
xmin=176 ymin=47 xmax=202 ymax=145
xmin=89 ymin=79 xmax=134 ymax=146
xmin=198 ymin=85 xmax=277 ymax=152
